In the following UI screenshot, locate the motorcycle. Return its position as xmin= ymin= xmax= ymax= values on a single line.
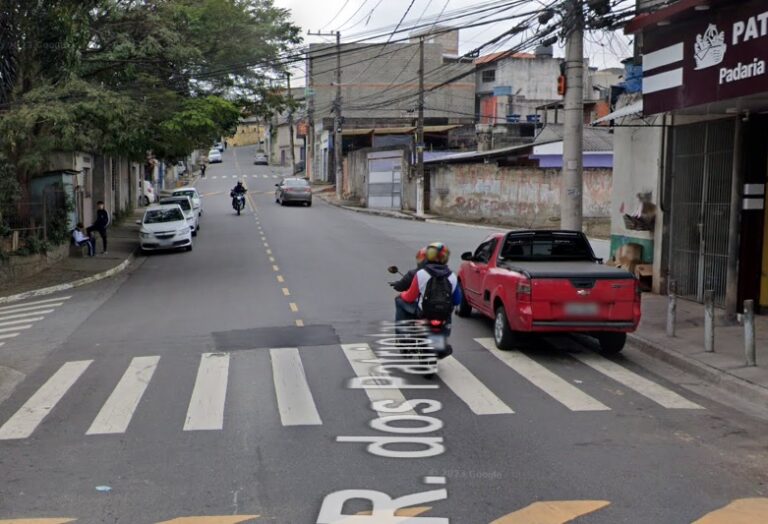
xmin=387 ymin=265 xmax=453 ymax=376
xmin=231 ymin=192 xmax=246 ymax=215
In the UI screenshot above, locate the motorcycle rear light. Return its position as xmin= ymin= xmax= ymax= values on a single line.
xmin=429 ymin=320 xmax=444 ymax=327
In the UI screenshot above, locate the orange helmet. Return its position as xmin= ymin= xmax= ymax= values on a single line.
xmin=416 ymin=247 xmax=428 ymax=265
xmin=425 ymin=242 xmax=450 ymax=264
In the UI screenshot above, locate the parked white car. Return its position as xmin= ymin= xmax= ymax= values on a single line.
xmin=159 ymin=196 xmax=199 ymax=236
xmin=171 ymin=187 xmax=202 ymax=216
xmin=208 ymin=149 xmax=223 ymax=163
xmin=139 ymin=180 xmax=159 ymax=206
xmin=137 ymin=204 xmax=193 ymax=253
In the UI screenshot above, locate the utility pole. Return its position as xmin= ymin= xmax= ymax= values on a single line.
xmin=307 ymin=30 xmax=343 ymax=188
xmin=334 ymin=31 xmax=343 ymax=198
xmin=560 ymin=0 xmax=584 ymax=232
xmin=286 ymin=71 xmax=297 ymax=174
xmin=416 ymin=36 xmax=426 ymax=216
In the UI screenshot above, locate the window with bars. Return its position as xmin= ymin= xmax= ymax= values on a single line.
xmin=482 ymin=69 xmax=496 ymax=83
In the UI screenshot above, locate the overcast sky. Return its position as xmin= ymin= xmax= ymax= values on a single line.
xmin=275 ymin=0 xmax=634 ymax=84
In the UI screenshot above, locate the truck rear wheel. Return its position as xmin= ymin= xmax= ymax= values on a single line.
xmin=456 ymin=283 xmax=472 ymax=317
xmin=494 ymin=307 xmax=517 ymax=351
xmin=597 ymin=332 xmax=627 ymax=354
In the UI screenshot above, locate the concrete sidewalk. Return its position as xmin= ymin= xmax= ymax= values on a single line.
xmin=630 ymin=294 xmax=768 ymax=403
xmin=0 ymin=209 xmax=144 ymax=304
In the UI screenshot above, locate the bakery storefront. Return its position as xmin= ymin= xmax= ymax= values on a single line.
xmin=627 ymin=0 xmax=768 ymax=315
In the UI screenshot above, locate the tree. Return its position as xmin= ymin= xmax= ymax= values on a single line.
xmin=0 ymin=0 xmax=302 ymax=196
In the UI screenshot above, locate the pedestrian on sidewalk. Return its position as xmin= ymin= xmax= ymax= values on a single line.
xmin=224 ymin=140 xmax=228 ymax=150
xmin=200 ymin=162 xmax=207 ymax=178
xmin=72 ymin=223 xmax=95 ymax=257
xmin=87 ymin=201 xmax=111 ymax=255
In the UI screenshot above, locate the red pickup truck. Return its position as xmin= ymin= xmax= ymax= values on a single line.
xmin=457 ymin=230 xmax=641 ymax=353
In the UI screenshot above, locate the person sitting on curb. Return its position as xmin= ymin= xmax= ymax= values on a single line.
xmin=72 ymin=223 xmax=95 ymax=257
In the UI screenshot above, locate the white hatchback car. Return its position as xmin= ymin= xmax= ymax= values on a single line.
xmin=137 ymin=204 xmax=193 ymax=253
xmin=172 ymin=188 xmax=202 ymax=216
xmin=208 ymin=149 xmax=223 ymax=163
xmin=159 ymin=196 xmax=199 ymax=236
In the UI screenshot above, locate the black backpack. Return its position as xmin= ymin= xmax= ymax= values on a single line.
xmin=421 ymin=273 xmax=454 ymax=320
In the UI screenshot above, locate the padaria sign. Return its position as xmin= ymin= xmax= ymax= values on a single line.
xmin=640 ymin=0 xmax=768 ymax=114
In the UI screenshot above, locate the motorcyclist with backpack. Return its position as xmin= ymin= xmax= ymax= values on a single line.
xmin=397 ymin=242 xmax=462 ymax=324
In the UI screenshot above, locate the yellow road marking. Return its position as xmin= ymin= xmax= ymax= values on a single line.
xmin=0 ymin=520 xmax=76 ymax=524
xmin=272 ymin=265 xmax=280 ymax=272
xmin=263 ymin=242 xmax=269 ymax=248
xmin=282 ymin=288 xmax=291 ymax=296
xmin=266 ymin=250 xmax=272 ymax=255
xmin=277 ymin=275 xmax=284 ymax=283
xmin=269 ymin=256 xmax=276 ymax=263
xmin=289 ymin=302 xmax=299 ymax=313
xmin=490 ymin=500 xmax=610 ymax=524
xmin=295 ymin=319 xmax=305 ymax=327
xmin=356 ymin=507 xmax=431 ymax=517
xmin=155 ymin=517 xmax=260 ymax=524
xmin=693 ymin=498 xmax=768 ymax=523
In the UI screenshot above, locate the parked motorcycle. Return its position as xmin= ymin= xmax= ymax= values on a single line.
xmin=387 ymin=265 xmax=453 ymax=377
xmin=231 ymin=192 xmax=246 ymax=215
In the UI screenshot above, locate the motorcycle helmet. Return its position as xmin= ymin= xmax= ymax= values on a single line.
xmin=425 ymin=242 xmax=450 ymax=264
xmin=415 ymin=247 xmax=428 ymax=267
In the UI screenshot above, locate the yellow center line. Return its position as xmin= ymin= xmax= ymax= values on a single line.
xmin=0 ymin=520 xmax=77 ymax=524
xmin=269 ymin=256 xmax=276 ymax=263
xmin=693 ymin=498 xmax=768 ymax=523
xmin=155 ymin=517 xmax=260 ymax=524
xmin=277 ymin=275 xmax=285 ymax=283
xmin=272 ymin=265 xmax=280 ymax=272
xmin=282 ymin=288 xmax=291 ymax=296
xmin=490 ymin=501 xmax=610 ymax=524
xmin=266 ymin=249 xmax=272 ymax=255
xmin=289 ymin=303 xmax=299 ymax=313
xmin=295 ymin=319 xmax=304 ymax=327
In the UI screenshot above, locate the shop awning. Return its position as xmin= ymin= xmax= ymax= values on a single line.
xmin=591 ymin=100 xmax=643 ymax=125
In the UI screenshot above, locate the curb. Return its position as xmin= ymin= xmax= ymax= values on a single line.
xmin=0 ymin=252 xmax=137 ymax=305
xmin=317 ymin=194 xmax=426 ymax=222
xmin=627 ymin=333 xmax=768 ymax=405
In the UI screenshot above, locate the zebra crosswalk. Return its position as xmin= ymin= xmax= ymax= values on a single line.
xmin=0 ymin=296 xmax=72 ymax=348
xmin=0 ymin=338 xmax=704 ymax=441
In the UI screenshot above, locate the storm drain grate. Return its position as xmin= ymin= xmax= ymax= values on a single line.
xmin=212 ymin=324 xmax=339 ymax=351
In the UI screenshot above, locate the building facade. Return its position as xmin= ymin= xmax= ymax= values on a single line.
xmin=623 ymin=0 xmax=768 ymax=315
xmin=305 ymin=28 xmax=476 ymax=183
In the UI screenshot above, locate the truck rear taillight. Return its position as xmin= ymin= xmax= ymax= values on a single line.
xmin=517 ymin=281 xmax=532 ymax=302
xmin=634 ymin=279 xmax=642 ymax=301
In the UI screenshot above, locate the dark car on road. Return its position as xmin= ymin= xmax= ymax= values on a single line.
xmin=275 ymin=177 xmax=312 ymax=207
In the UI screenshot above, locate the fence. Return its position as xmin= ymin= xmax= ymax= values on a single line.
xmin=1 ymin=189 xmax=70 ymax=254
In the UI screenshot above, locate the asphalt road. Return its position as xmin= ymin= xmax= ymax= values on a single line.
xmin=0 ymin=145 xmax=767 ymax=524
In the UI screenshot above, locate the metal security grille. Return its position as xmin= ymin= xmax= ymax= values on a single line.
xmin=367 ymin=151 xmax=402 ymax=209
xmin=669 ymin=119 xmax=735 ymax=306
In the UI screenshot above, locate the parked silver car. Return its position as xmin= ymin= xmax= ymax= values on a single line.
xmin=275 ymin=177 xmax=312 ymax=207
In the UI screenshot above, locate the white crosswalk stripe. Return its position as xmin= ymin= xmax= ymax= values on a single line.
xmin=571 ymin=352 xmax=704 ymax=409
xmin=0 ymin=317 xmax=44 ymax=328
xmin=475 ymin=338 xmax=611 ymax=412
xmin=87 ymin=356 xmax=160 ymax=435
xmin=0 ymin=296 xmax=71 ymax=312
xmin=0 ymin=324 xmax=32 ymax=334
xmin=184 ymin=353 xmax=230 ymax=431
xmin=0 ymin=309 xmax=55 ymax=323
xmin=212 ymin=176 xmax=218 ymax=179
xmin=270 ymin=348 xmax=322 ymax=426
xmin=0 ymin=332 xmax=21 ymax=340
xmin=0 ymin=360 xmax=92 ymax=440
xmin=0 ymin=303 xmax=65 ymax=315
xmin=438 ymin=357 xmax=514 ymax=415
xmin=263 ymin=175 xmax=269 ymax=178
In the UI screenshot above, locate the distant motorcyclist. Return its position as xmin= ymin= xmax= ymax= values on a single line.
xmin=230 ymin=180 xmax=247 ymax=198
xmin=390 ymin=247 xmax=428 ymax=292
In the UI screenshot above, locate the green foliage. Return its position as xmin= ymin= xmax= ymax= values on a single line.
xmin=0 ymin=0 xmax=302 ymax=185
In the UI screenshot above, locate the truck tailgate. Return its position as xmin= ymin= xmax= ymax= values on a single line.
xmin=531 ymin=277 xmax=637 ymax=323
